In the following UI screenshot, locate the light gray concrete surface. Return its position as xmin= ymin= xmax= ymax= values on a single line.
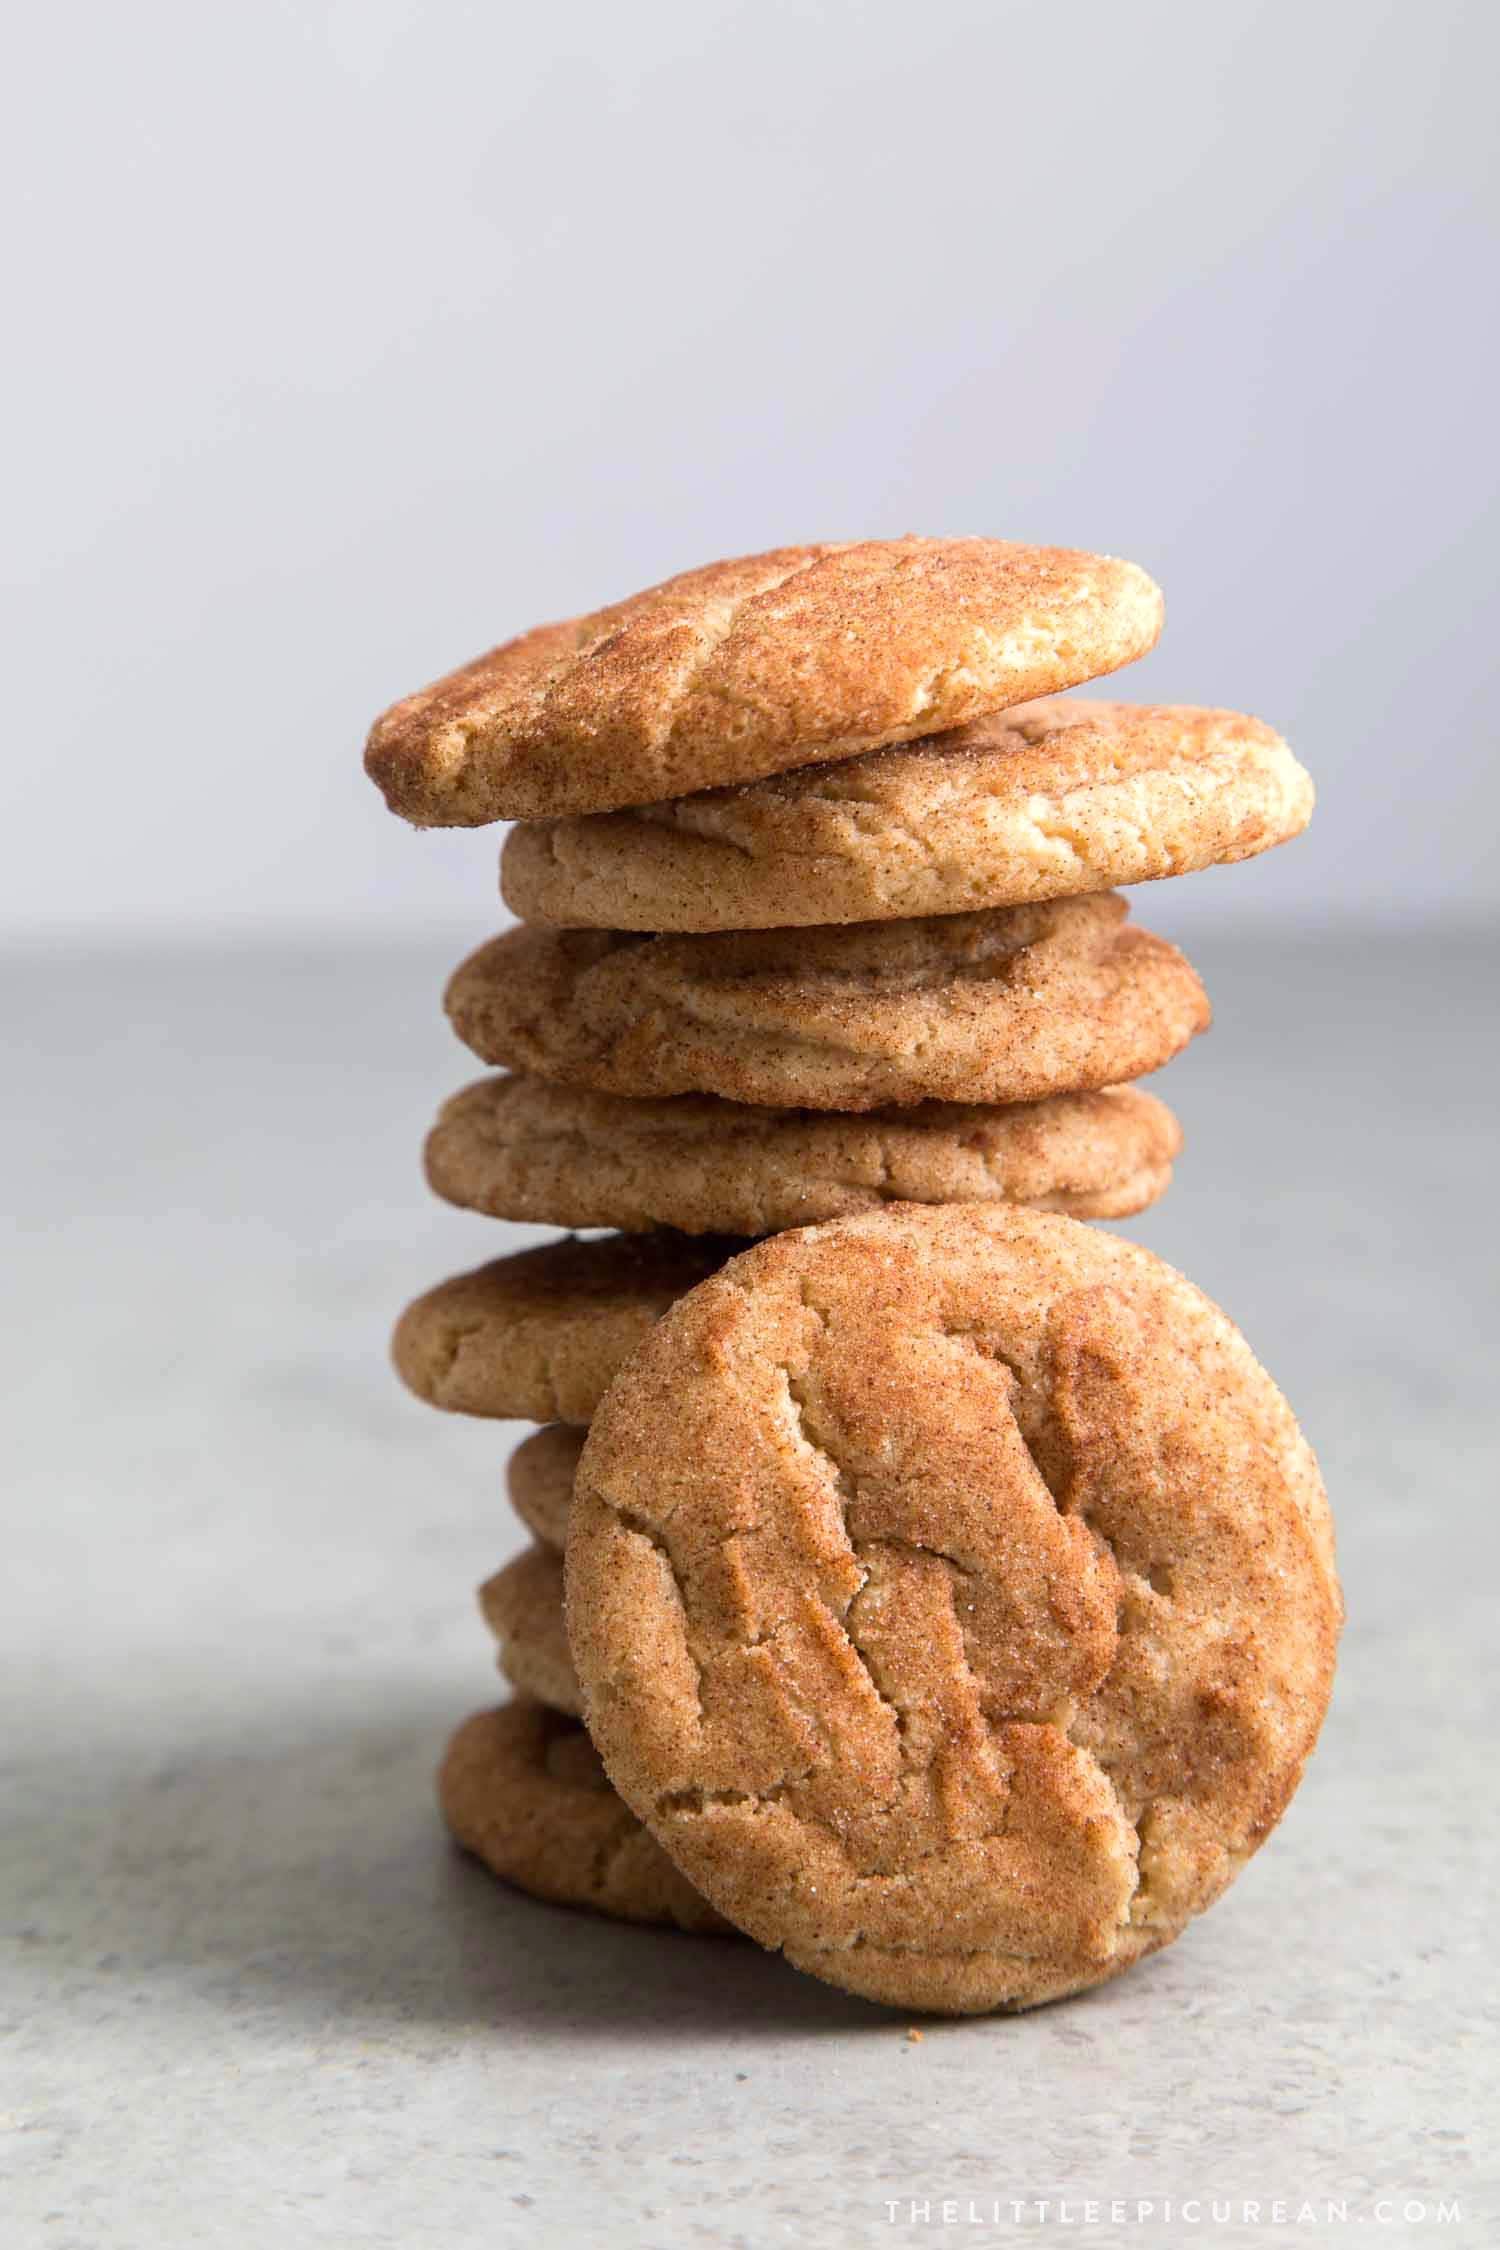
xmin=3 ymin=931 xmax=1497 ymax=2248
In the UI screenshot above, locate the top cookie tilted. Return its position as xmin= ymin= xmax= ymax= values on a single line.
xmin=364 ymin=538 xmax=1163 ymax=822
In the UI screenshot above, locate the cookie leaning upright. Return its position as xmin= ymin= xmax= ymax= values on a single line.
xmin=364 ymin=537 xmax=1164 ymax=822
xmin=564 ymin=1204 xmax=1342 ymax=2015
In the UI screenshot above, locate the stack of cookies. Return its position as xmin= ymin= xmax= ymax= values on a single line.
xmin=366 ymin=537 xmax=1340 ymax=2013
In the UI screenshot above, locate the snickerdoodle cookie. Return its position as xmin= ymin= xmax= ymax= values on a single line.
xmin=502 ymin=698 xmax=1313 ymax=931
xmin=439 ymin=1702 xmax=733 ymax=1935
xmin=393 ymin=1232 xmax=742 ymax=1423
xmin=365 ymin=539 xmax=1163 ymax=824
xmin=508 ymin=1425 xmax=585 ymax=1552
xmin=428 ymin=1075 xmax=1182 ymax=1236
xmin=565 ymin=1204 xmax=1341 ymax=2014
xmin=445 ymin=895 xmax=1209 ymax=1112
xmin=479 ymin=1545 xmax=580 ymax=1715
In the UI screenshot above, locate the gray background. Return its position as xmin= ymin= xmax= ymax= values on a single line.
xmin=5 ymin=5 xmax=1498 ymax=2248
xmin=3 ymin=0 xmax=1496 ymax=942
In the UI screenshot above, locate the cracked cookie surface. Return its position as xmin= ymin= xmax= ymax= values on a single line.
xmin=565 ymin=1204 xmax=1341 ymax=2014
xmin=365 ymin=538 xmax=1162 ymax=825
xmin=439 ymin=1702 xmax=734 ymax=1935
xmin=428 ymin=1074 xmax=1182 ymax=1235
xmin=503 ymin=697 xmax=1312 ymax=931
xmin=393 ymin=1232 xmax=744 ymax=1424
xmin=446 ymin=893 xmax=1209 ymax=1112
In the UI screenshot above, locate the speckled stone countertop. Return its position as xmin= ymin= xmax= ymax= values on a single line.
xmin=4 ymin=932 xmax=1496 ymax=2248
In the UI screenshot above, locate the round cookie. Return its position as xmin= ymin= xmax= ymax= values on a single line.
xmin=365 ymin=538 xmax=1163 ymax=824
xmin=502 ymin=697 xmax=1313 ymax=932
xmin=393 ymin=1231 xmax=743 ymax=1423
xmin=439 ymin=1702 xmax=733 ymax=1935
xmin=566 ymin=1204 xmax=1341 ymax=2015
xmin=445 ymin=895 xmax=1210 ymax=1113
xmin=428 ymin=1075 xmax=1183 ymax=1236
xmin=479 ymin=1545 xmax=581 ymax=1714
xmin=508 ymin=1425 xmax=585 ymax=1552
